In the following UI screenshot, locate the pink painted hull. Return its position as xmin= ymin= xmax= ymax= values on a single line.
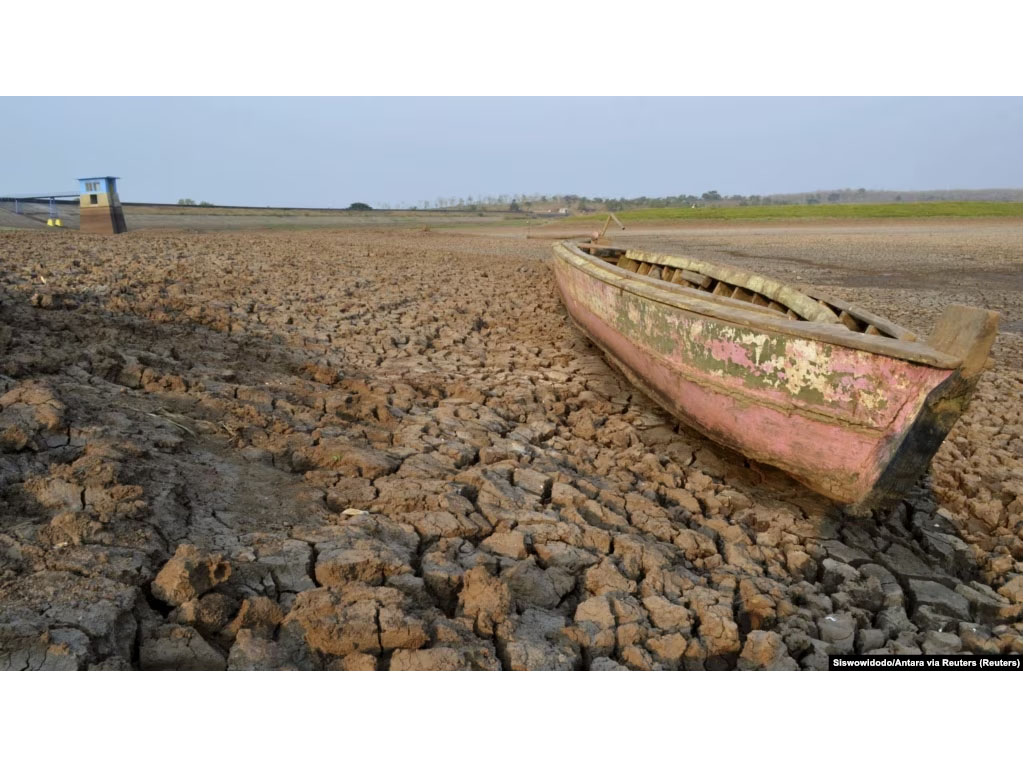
xmin=552 ymin=250 xmax=957 ymax=503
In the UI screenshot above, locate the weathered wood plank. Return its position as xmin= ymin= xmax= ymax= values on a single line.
xmin=807 ymin=291 xmax=916 ymax=341
xmin=627 ymin=248 xmax=840 ymax=324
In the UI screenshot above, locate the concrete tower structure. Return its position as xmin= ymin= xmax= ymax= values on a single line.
xmin=78 ymin=176 xmax=127 ymax=234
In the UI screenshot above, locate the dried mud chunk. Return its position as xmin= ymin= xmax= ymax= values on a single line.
xmin=820 ymin=558 xmax=859 ymax=593
xmin=0 ymin=571 xmax=139 ymax=665
xmin=919 ymin=531 xmax=975 ymax=578
xmin=641 ymin=595 xmax=691 ymax=633
xmin=857 ymin=563 xmax=904 ymax=608
xmin=221 ymin=596 xmax=285 ymax=640
xmin=429 ymin=617 xmax=502 ymax=670
xmin=579 ymin=500 xmax=630 ymax=530
xmin=406 ymin=494 xmax=489 ymax=541
xmin=395 ymin=452 xmax=458 ymax=480
xmin=312 ymin=517 xmax=419 ymax=587
xmin=912 ymin=604 xmax=959 ymax=632
xmin=378 ymin=605 xmax=429 ymax=651
xmin=876 ymin=605 xmax=917 ymax=638
xmin=502 ymin=558 xmax=575 ymax=611
xmin=421 ymin=540 xmax=467 ymax=608
xmin=140 ymin=625 xmax=227 ymax=670
xmin=968 ymin=499 xmax=1004 ymax=530
xmin=878 ymin=543 xmax=941 ymax=582
xmin=817 ymin=613 xmax=856 ymax=654
xmin=532 ymin=540 xmax=601 ymax=573
xmin=920 ymin=630 xmax=962 ymax=655
xmin=171 ymin=592 xmax=240 ymax=635
xmin=620 ymin=644 xmax=657 ymax=671
xmin=821 ymin=539 xmax=872 ymax=567
xmin=0 ymin=622 xmax=91 ymax=672
xmin=296 ymin=442 xmax=399 ymax=479
xmin=689 ymin=587 xmax=741 ymax=664
xmin=480 ymin=530 xmax=528 ymax=560
xmin=242 ymin=536 xmax=316 ymax=594
xmin=280 ymin=587 xmax=381 ymax=658
xmin=955 ymin=581 xmax=1021 ymax=623
xmin=583 ymin=558 xmax=637 ymax=596
xmin=151 ymin=544 xmax=231 ymax=607
xmin=737 ymin=631 xmax=798 ymax=671
xmin=996 ymin=574 xmax=1022 ymax=604
xmin=513 ymin=467 xmax=552 ymax=498
xmin=473 ymin=471 xmax=538 ymax=524
xmin=29 ymin=291 xmax=77 ymax=310
xmin=435 ymin=440 xmax=478 ymax=469
xmin=590 ymin=657 xmax=628 ymax=671
xmin=280 ymin=584 xmax=426 ymax=661
xmin=457 ymin=565 xmax=512 ymax=637
xmin=25 ymin=476 xmax=83 ymax=512
xmin=574 ymin=595 xmax=616 ymax=629
xmin=336 ymin=652 xmax=377 ymax=671
xmin=608 ymin=593 xmax=647 ymax=626
xmin=0 ymin=382 xmax=67 ymax=452
xmin=498 ymin=608 xmax=581 ymax=671
xmin=645 ymin=632 xmax=690 ymax=669
xmin=906 ymin=579 xmax=971 ymax=621
xmin=612 ymin=534 xmax=675 ymax=580
xmin=959 ymin=622 xmax=1002 ymax=654
xmin=298 ymin=362 xmax=338 ymax=386
xmin=42 ymin=510 xmax=104 ymax=548
xmin=479 ymin=439 xmax=532 ymax=465
xmin=227 ymin=629 xmax=294 ymax=670
xmin=736 ymin=580 xmax=777 ymax=632
xmin=799 ymin=639 xmax=834 ymax=670
xmin=84 ymin=483 xmax=148 ymax=523
xmin=325 ymin=478 xmax=377 ymax=512
xmin=390 ymin=647 xmax=468 ymax=671
xmin=785 ymin=549 xmax=816 ymax=580
xmin=720 ymin=540 xmax=761 ymax=577
xmin=856 ymin=628 xmax=886 ymax=654
xmin=550 ymin=482 xmax=586 ymax=508
xmin=661 ymin=486 xmax=701 ymax=515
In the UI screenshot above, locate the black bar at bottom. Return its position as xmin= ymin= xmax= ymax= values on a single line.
xmin=829 ymin=655 xmax=1021 ymax=671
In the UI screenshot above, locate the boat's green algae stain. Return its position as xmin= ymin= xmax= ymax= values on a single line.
xmin=612 ymin=289 xmax=889 ymax=412
xmin=614 ymin=292 xmax=678 ymax=356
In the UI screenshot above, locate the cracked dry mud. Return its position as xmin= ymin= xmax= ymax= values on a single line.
xmin=1 ymin=223 xmax=1021 ymax=670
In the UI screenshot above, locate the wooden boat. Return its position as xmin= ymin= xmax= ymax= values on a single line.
xmin=552 ymin=240 xmax=999 ymax=505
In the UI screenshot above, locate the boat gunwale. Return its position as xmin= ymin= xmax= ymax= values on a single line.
xmin=555 ymin=241 xmax=961 ymax=370
xmin=620 ymin=247 xmax=841 ymax=324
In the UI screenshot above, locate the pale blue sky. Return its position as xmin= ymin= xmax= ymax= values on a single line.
xmin=1 ymin=97 xmax=1020 ymax=206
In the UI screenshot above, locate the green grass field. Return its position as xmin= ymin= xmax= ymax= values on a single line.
xmin=568 ymin=201 xmax=1022 ymax=223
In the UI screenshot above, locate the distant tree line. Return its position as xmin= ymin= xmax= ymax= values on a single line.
xmin=171 ymin=188 xmax=1019 ymax=213
xmin=414 ymin=187 xmax=1020 ymax=213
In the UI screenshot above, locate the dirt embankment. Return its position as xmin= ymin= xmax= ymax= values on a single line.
xmin=0 ymin=226 xmax=1020 ymax=670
